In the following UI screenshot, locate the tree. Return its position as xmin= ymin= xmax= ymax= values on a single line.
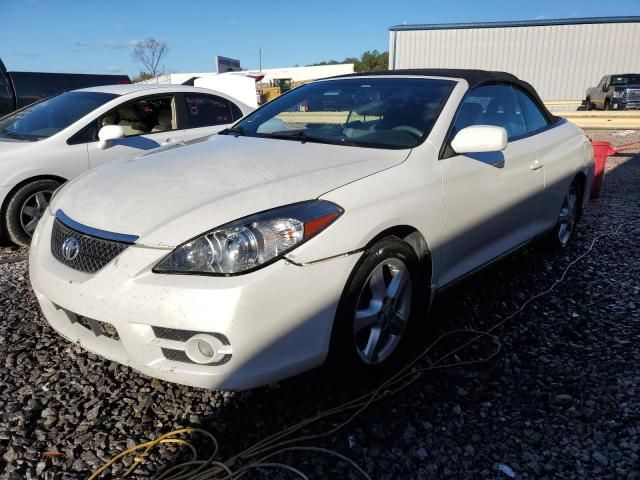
xmin=131 ymin=71 xmax=155 ymax=83
xmin=356 ymin=50 xmax=389 ymax=72
xmin=308 ymin=50 xmax=389 ymax=73
xmin=132 ymin=38 xmax=169 ymax=78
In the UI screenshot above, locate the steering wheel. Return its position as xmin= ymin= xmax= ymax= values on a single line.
xmin=391 ymin=125 xmax=423 ymax=139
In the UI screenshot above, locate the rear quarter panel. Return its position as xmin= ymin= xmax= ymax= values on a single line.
xmin=536 ymin=120 xmax=591 ymax=230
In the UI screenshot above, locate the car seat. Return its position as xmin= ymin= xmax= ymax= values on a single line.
xmin=117 ymin=106 xmax=146 ymax=135
xmin=152 ymin=110 xmax=173 ymax=132
xmin=485 ymin=96 xmax=526 ymax=138
xmin=101 ymin=113 xmax=119 ymax=128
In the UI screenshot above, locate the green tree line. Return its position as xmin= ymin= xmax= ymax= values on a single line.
xmin=310 ymin=50 xmax=389 ymax=72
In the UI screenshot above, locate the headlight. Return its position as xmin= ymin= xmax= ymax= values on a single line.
xmin=613 ymin=90 xmax=624 ymax=98
xmin=154 ymin=200 xmax=343 ymax=275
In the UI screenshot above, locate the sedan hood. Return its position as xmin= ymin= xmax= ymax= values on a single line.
xmin=53 ymin=135 xmax=409 ymax=247
xmin=0 ymin=138 xmax=34 ymax=155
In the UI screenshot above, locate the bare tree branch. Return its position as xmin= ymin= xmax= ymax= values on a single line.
xmin=131 ymin=38 xmax=169 ymax=78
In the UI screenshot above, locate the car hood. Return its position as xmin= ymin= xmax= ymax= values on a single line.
xmin=0 ymin=138 xmax=36 ymax=155
xmin=52 ymin=135 xmax=410 ymax=247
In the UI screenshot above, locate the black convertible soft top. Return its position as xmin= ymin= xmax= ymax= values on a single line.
xmin=334 ymin=68 xmax=558 ymax=124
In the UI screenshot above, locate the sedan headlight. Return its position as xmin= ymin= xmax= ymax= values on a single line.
xmin=154 ymin=201 xmax=343 ymax=275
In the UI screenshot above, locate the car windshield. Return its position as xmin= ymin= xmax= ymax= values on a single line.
xmin=0 ymin=91 xmax=117 ymax=141
xmin=228 ymin=78 xmax=455 ymax=149
xmin=610 ymin=75 xmax=640 ymax=86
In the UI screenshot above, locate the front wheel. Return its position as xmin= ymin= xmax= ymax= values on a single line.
xmin=327 ymin=237 xmax=423 ymax=372
xmin=3 ymin=179 xmax=60 ymax=247
xmin=585 ymin=98 xmax=592 ymax=111
xmin=604 ymin=99 xmax=611 ymax=111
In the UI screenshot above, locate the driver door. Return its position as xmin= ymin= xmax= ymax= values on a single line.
xmin=438 ymin=84 xmax=545 ymax=287
xmin=86 ymin=94 xmax=184 ymax=168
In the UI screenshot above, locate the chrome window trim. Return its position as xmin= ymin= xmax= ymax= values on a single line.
xmin=55 ymin=210 xmax=138 ymax=244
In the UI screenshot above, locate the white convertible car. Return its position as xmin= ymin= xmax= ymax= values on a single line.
xmin=0 ymin=84 xmax=253 ymax=245
xmin=29 ymin=70 xmax=594 ymax=390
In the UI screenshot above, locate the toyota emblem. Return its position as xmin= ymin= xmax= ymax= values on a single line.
xmin=61 ymin=237 xmax=80 ymax=261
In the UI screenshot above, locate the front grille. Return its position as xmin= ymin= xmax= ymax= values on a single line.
xmin=51 ymin=218 xmax=130 ymax=273
xmin=627 ymin=89 xmax=640 ymax=99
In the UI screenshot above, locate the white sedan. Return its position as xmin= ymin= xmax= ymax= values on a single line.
xmin=0 ymin=84 xmax=253 ymax=245
xmin=29 ymin=70 xmax=593 ymax=390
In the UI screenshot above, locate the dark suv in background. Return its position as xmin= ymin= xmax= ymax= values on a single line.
xmin=0 ymin=58 xmax=130 ymax=117
xmin=584 ymin=74 xmax=640 ymax=111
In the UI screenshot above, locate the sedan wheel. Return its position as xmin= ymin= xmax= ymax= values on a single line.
xmin=4 ymin=179 xmax=61 ymax=246
xmin=354 ymin=258 xmax=413 ymax=364
xmin=20 ymin=190 xmax=53 ymax=236
xmin=328 ymin=236 xmax=423 ymax=372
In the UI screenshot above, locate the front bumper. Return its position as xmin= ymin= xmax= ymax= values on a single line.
xmin=29 ymin=212 xmax=360 ymax=390
xmin=612 ymin=99 xmax=640 ymax=110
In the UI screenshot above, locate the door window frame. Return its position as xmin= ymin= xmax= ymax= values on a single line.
xmin=67 ymin=92 xmax=184 ymax=145
xmin=440 ymin=82 xmax=562 ymax=160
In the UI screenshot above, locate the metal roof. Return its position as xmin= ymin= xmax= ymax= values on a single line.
xmin=389 ymin=16 xmax=640 ymax=31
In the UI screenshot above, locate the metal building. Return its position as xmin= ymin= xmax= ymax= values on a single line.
xmin=389 ymin=16 xmax=640 ymax=101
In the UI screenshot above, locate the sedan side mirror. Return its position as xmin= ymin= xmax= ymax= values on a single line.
xmin=451 ymin=125 xmax=508 ymax=154
xmin=98 ymin=125 xmax=125 ymax=150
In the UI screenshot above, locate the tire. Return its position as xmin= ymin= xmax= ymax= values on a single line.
xmin=604 ymin=99 xmax=611 ymax=111
xmin=585 ymin=98 xmax=592 ymax=111
xmin=327 ymin=236 xmax=424 ymax=373
xmin=3 ymin=179 xmax=60 ymax=247
xmin=547 ymin=179 xmax=582 ymax=250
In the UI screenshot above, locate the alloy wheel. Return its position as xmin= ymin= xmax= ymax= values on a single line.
xmin=557 ymin=185 xmax=578 ymax=247
xmin=353 ymin=258 xmax=413 ymax=365
xmin=20 ymin=190 xmax=53 ymax=237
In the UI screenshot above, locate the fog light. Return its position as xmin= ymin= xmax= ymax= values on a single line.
xmin=185 ymin=334 xmax=219 ymax=364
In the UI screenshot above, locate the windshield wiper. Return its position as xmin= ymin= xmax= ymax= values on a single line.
xmin=264 ymin=130 xmax=357 ymax=146
xmin=219 ymin=126 xmax=248 ymax=136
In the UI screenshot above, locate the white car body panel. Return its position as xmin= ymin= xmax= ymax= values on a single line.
xmin=29 ymin=74 xmax=593 ymax=390
xmin=51 ymin=135 xmax=410 ymax=247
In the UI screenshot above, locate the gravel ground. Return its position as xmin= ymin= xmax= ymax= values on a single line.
xmin=1 ymin=130 xmax=639 ymax=479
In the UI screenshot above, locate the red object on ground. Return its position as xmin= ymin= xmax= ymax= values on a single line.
xmin=590 ymin=141 xmax=616 ymax=199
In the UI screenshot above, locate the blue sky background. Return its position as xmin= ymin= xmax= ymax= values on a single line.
xmin=1 ymin=0 xmax=639 ymax=76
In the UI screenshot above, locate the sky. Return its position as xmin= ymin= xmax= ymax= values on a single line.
xmin=1 ymin=0 xmax=639 ymax=77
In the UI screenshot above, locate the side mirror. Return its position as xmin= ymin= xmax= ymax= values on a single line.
xmin=602 ymin=84 xmax=608 ymax=92
xmin=451 ymin=125 xmax=508 ymax=154
xmin=98 ymin=125 xmax=125 ymax=150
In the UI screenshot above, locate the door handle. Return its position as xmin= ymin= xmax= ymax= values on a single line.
xmin=161 ymin=138 xmax=175 ymax=146
xmin=530 ymin=160 xmax=543 ymax=171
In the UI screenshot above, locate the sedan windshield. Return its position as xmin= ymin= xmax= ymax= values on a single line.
xmin=228 ymin=78 xmax=455 ymax=149
xmin=0 ymin=91 xmax=117 ymax=141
